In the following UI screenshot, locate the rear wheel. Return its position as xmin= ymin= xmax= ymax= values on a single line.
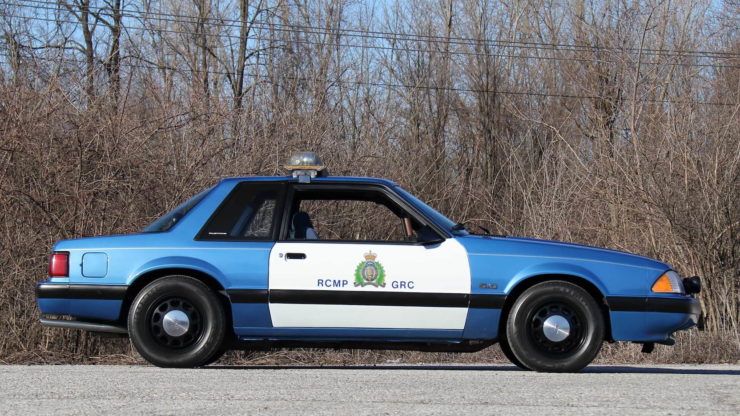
xmin=506 ymin=281 xmax=604 ymax=372
xmin=128 ymin=276 xmax=226 ymax=368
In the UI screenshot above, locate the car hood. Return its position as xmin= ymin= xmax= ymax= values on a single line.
xmin=457 ymin=235 xmax=670 ymax=272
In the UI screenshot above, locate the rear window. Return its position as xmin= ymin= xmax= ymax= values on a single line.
xmin=142 ymin=187 xmax=212 ymax=233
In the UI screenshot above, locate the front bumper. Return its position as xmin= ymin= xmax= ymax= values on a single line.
xmin=607 ymin=295 xmax=701 ymax=342
xmin=607 ymin=295 xmax=701 ymax=316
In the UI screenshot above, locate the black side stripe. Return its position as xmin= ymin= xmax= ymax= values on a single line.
xmin=36 ymin=284 xmax=127 ymax=300
xmin=606 ymin=296 xmax=700 ymax=315
xmin=227 ymin=289 xmax=269 ymax=303
xmin=469 ymin=294 xmax=506 ymax=309
xmin=606 ymin=296 xmax=647 ymax=312
xmin=271 ymin=290 xmax=468 ymax=307
xmin=226 ymin=289 xmax=506 ymax=309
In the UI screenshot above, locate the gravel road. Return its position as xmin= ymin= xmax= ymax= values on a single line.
xmin=0 ymin=364 xmax=737 ymax=415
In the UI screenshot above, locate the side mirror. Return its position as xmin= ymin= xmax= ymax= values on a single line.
xmin=416 ymin=226 xmax=444 ymax=245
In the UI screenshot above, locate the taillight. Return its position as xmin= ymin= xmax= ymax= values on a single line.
xmin=48 ymin=252 xmax=69 ymax=277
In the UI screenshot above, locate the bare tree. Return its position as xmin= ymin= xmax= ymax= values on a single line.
xmin=0 ymin=0 xmax=737 ymax=362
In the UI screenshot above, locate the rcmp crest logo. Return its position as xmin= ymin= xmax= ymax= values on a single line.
xmin=354 ymin=251 xmax=386 ymax=287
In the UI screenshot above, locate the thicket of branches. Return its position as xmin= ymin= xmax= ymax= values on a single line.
xmin=0 ymin=0 xmax=737 ymax=362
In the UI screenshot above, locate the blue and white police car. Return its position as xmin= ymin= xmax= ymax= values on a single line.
xmin=37 ymin=153 xmax=701 ymax=372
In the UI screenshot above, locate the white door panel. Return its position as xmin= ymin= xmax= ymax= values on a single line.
xmin=269 ymin=305 xmax=468 ymax=329
xmin=269 ymin=239 xmax=470 ymax=292
xmin=268 ymin=239 xmax=471 ymax=329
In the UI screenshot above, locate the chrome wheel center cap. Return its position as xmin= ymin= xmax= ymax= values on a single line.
xmin=542 ymin=315 xmax=570 ymax=342
xmin=162 ymin=310 xmax=190 ymax=337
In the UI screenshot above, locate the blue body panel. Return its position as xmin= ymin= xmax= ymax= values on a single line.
xmin=459 ymin=234 xmax=668 ymax=298
xmin=38 ymin=298 xmax=69 ymax=315
xmin=456 ymin=234 xmax=692 ymax=342
xmin=611 ymin=309 xmax=698 ymax=342
xmin=462 ymin=309 xmax=501 ymax=339
xmin=37 ymin=175 xmax=699 ymax=346
xmin=52 ymin=239 xmax=273 ymax=291
xmin=39 ymin=298 xmax=122 ymax=321
xmin=232 ymin=304 xmax=272 ymax=328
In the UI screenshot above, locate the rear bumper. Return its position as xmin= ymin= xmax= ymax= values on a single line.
xmin=36 ymin=282 xmax=127 ymax=322
xmin=36 ymin=283 xmax=128 ymax=300
xmin=607 ymin=295 xmax=701 ymax=342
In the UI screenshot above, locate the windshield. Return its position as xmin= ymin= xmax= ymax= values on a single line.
xmin=142 ymin=187 xmax=213 ymax=233
xmin=393 ymin=186 xmax=468 ymax=236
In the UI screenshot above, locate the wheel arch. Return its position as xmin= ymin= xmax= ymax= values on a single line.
xmin=118 ymin=268 xmax=233 ymax=333
xmin=500 ymin=273 xmax=613 ymax=342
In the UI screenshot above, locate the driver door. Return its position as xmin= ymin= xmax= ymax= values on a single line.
xmin=268 ymin=184 xmax=471 ymax=331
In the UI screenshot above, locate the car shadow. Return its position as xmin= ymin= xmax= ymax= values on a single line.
xmin=203 ymin=364 xmax=739 ymax=375
xmin=582 ymin=366 xmax=740 ymax=375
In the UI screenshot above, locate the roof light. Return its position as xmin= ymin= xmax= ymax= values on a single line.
xmin=284 ymin=152 xmax=327 ymax=183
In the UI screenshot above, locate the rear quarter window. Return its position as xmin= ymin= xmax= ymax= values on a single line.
xmin=197 ymin=182 xmax=284 ymax=241
xmin=142 ymin=187 xmax=213 ymax=233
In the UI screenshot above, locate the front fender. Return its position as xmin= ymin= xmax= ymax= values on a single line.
xmin=504 ymin=262 xmax=608 ymax=295
xmin=128 ymin=256 xmax=230 ymax=287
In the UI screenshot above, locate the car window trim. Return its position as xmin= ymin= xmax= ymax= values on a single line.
xmin=142 ymin=186 xmax=214 ymax=234
xmin=277 ymin=183 xmax=449 ymax=243
xmin=195 ymin=181 xmax=287 ymax=242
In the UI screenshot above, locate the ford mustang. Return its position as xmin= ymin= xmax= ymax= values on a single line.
xmin=36 ymin=153 xmax=701 ymax=372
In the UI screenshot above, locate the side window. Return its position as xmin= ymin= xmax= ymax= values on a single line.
xmin=287 ymin=189 xmax=420 ymax=242
xmin=198 ymin=182 xmax=283 ymax=240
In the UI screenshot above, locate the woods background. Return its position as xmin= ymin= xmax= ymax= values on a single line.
xmin=0 ymin=0 xmax=737 ymax=363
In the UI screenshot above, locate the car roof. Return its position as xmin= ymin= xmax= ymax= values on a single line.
xmin=219 ymin=176 xmax=397 ymax=187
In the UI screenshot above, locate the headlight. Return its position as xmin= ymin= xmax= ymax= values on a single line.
xmin=652 ymin=271 xmax=684 ymax=294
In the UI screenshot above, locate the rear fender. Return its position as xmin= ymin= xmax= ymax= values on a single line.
xmin=128 ymin=256 xmax=229 ymax=288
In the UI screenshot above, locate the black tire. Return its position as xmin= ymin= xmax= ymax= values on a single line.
xmin=128 ymin=275 xmax=226 ymax=368
xmin=499 ymin=336 xmax=530 ymax=370
xmin=202 ymin=348 xmax=227 ymax=367
xmin=506 ymin=281 xmax=604 ymax=372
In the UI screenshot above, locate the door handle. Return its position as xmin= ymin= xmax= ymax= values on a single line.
xmin=285 ymin=252 xmax=306 ymax=260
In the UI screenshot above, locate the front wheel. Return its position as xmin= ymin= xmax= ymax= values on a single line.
xmin=128 ymin=276 xmax=226 ymax=368
xmin=499 ymin=335 xmax=529 ymax=370
xmin=506 ymin=281 xmax=604 ymax=372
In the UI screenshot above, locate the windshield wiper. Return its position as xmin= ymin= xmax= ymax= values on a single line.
xmin=477 ymin=225 xmax=492 ymax=235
